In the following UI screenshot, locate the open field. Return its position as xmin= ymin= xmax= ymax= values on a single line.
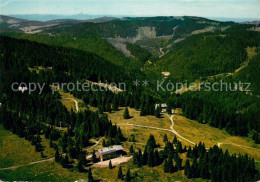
xmin=119 ymin=126 xmax=177 ymax=151
xmin=58 ymin=90 xmax=87 ymax=112
xmin=0 ymin=161 xmax=89 ymax=182
xmin=0 ymin=125 xmax=55 ymax=168
xmin=107 ymin=107 xmax=260 ymax=162
xmin=173 ymin=115 xmax=260 ymax=161
xmin=108 ymin=107 xmax=172 ymax=130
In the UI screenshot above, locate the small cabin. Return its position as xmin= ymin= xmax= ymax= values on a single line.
xmin=155 ymin=103 xmax=167 ymax=113
xmin=95 ymin=145 xmax=124 ymax=161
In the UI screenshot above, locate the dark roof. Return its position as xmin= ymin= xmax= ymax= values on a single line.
xmin=96 ymin=145 xmax=123 ymax=156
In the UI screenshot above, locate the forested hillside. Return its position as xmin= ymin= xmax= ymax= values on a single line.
xmin=0 ymin=15 xmax=260 ymax=181
xmin=234 ymin=48 xmax=260 ymax=95
xmin=147 ymin=28 xmax=259 ymax=82
xmin=1 ymin=32 xmax=129 ymax=67
xmin=180 ymin=91 xmax=259 ymax=135
xmin=130 ymin=136 xmax=258 ymax=181
xmin=48 ymin=16 xmax=231 ymax=38
xmin=0 ymin=35 xmax=129 ymax=171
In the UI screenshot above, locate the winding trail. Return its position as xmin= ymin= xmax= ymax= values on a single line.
xmin=117 ymin=114 xmax=196 ymax=145
xmin=166 ymin=114 xmax=196 ymax=145
xmin=159 ymin=48 xmax=165 ymax=58
xmin=118 ymin=114 xmax=260 ymax=152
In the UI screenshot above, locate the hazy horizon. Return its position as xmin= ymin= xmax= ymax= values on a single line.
xmin=1 ymin=0 xmax=259 ymax=21
xmin=1 ymin=14 xmax=259 ymax=23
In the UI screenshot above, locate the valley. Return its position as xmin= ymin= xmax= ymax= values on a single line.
xmin=0 ymin=14 xmax=259 ymax=182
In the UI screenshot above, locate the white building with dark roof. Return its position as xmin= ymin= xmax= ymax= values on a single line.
xmin=95 ymin=145 xmax=124 ymax=161
xmin=155 ymin=103 xmax=167 ymax=113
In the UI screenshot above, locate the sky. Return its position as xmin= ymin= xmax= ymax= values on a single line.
xmin=0 ymin=0 xmax=259 ymax=19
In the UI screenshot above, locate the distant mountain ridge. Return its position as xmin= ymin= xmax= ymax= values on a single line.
xmin=6 ymin=14 xmax=119 ymax=21
xmin=0 ymin=15 xmax=118 ymax=33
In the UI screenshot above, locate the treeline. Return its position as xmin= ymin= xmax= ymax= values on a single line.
xmin=252 ymin=132 xmax=260 ymax=144
xmin=131 ymin=135 xmax=186 ymax=172
xmin=178 ymin=91 xmax=260 ymax=137
xmin=70 ymin=83 xmax=159 ymax=118
xmin=129 ymin=134 xmax=258 ymax=181
xmin=185 ymin=143 xmax=258 ymax=182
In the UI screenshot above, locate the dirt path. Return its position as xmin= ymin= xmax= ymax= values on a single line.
xmin=116 ymin=123 xmax=172 ymax=132
xmin=62 ymin=98 xmax=79 ymax=112
xmin=84 ymin=138 xmax=101 ymax=153
xmin=167 ymin=114 xmax=260 ymax=152
xmin=0 ymin=139 xmax=100 ymax=171
xmin=117 ymin=114 xmax=196 ymax=145
xmin=118 ymin=114 xmax=260 ymax=153
xmin=159 ymin=48 xmax=165 ymax=58
xmin=217 ymin=142 xmax=260 ymax=151
xmin=166 ymin=114 xmax=196 ymax=145
xmin=0 ymin=157 xmax=55 ymax=171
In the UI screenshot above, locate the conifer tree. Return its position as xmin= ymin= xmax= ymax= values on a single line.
xmin=147 ymin=148 xmax=154 ymax=167
xmin=199 ymin=153 xmax=210 ymax=179
xmin=163 ymin=134 xmax=168 ymax=143
xmin=77 ymin=159 xmax=84 ymax=172
xmin=191 ymin=157 xmax=198 ymax=178
xmin=176 ymin=141 xmax=183 ymax=153
xmin=98 ymin=103 xmax=103 ymax=114
xmin=164 ymin=159 xmax=169 ymax=173
xmin=129 ymin=145 xmax=134 ymax=154
xmin=184 ymin=159 xmax=191 ymax=178
xmin=141 ymin=147 xmax=148 ymax=165
xmin=55 ymin=149 xmax=60 ymax=162
xmin=133 ymin=152 xmax=139 ymax=166
xmin=140 ymin=102 xmax=146 ymax=116
xmin=175 ymin=155 xmax=182 ymax=170
xmin=173 ymin=136 xmax=177 ymax=144
xmin=154 ymin=105 xmax=161 ymax=118
xmin=109 ymin=160 xmax=113 ymax=169
xmin=154 ymin=149 xmax=159 ymax=166
xmin=106 ymin=101 xmax=112 ymax=113
xmin=112 ymin=96 xmax=118 ymax=111
xmin=92 ymin=150 xmax=97 ymax=163
xmin=123 ymin=107 xmax=130 ymax=119
xmin=168 ymin=156 xmax=174 ymax=173
xmin=137 ymin=149 xmax=142 ymax=167
xmin=125 ymin=168 xmax=131 ymax=182
xmin=117 ymin=166 xmax=123 ymax=180
xmin=88 ymin=168 xmax=94 ymax=182
xmin=146 ymin=134 xmax=156 ymax=149
xmin=62 ymin=154 xmax=69 ymax=168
